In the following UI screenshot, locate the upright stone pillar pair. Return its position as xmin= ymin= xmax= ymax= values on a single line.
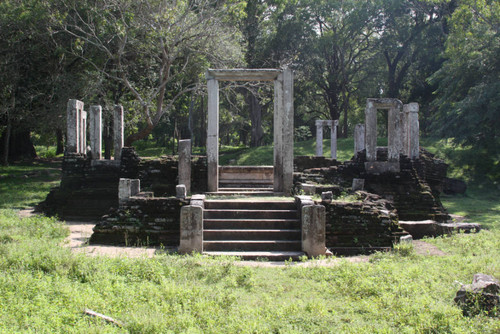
xmin=66 ymin=99 xmax=124 ymax=160
xmin=206 ymin=68 xmax=294 ymax=194
xmin=315 ymin=120 xmax=338 ymax=159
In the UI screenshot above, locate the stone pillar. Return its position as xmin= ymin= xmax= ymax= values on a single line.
xmin=354 ymin=124 xmax=365 ymax=157
xmin=178 ymin=139 xmax=192 ymax=194
xmin=388 ymin=106 xmax=402 ymax=162
xmin=330 ymin=120 xmax=338 ymax=160
xmin=113 ymin=105 xmax=124 ymax=161
xmin=179 ymin=205 xmax=203 ymax=254
xmin=282 ymin=67 xmax=294 ymax=194
xmin=89 ymin=105 xmax=102 ymax=160
xmin=207 ymin=78 xmax=219 ymax=192
xmin=365 ymin=100 xmax=377 ymax=161
xmin=315 ymin=120 xmax=323 ymax=156
xmin=66 ymin=99 xmax=84 ymax=153
xmin=403 ymin=102 xmax=420 ymax=159
xmin=301 ymin=205 xmax=326 ymax=257
xmin=273 ymin=72 xmax=284 ymax=193
xmin=79 ymin=111 xmax=87 ymax=154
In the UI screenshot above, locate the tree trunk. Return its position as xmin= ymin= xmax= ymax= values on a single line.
xmin=2 ymin=119 xmax=11 ymax=166
xmin=55 ymin=128 xmax=64 ymax=155
xmin=245 ymin=91 xmax=264 ymax=147
xmin=1 ymin=129 xmax=37 ymax=161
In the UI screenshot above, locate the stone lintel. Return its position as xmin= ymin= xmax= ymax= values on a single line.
xmin=366 ymin=98 xmax=403 ymax=109
xmin=206 ymin=68 xmax=281 ymax=81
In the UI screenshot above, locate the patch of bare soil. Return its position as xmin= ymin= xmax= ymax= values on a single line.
xmin=412 ymin=240 xmax=447 ymax=256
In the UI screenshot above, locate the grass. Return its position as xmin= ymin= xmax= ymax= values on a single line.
xmin=0 ymin=160 xmax=61 ymax=209
xmin=0 ymin=138 xmax=498 ymax=332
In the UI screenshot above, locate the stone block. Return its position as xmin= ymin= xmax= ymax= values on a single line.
xmin=176 ymin=184 xmax=187 ymax=199
xmin=302 ymin=183 xmax=316 ymax=195
xmin=321 ymin=191 xmax=333 ymax=203
xmin=179 ymin=205 xmax=203 ymax=254
xmin=302 ymin=205 xmax=327 ymax=257
xmin=352 ymin=178 xmax=365 ymax=191
xmin=455 ymin=274 xmax=499 ymax=316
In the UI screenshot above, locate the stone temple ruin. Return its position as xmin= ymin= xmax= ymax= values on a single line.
xmin=38 ymin=68 xmax=478 ymax=260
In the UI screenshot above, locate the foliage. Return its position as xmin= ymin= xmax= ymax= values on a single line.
xmin=429 ymin=0 xmax=500 ymax=179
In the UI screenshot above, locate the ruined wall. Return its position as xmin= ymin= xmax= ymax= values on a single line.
xmin=38 ymin=153 xmax=120 ymax=220
xmin=296 ymin=148 xmax=450 ymax=222
xmin=38 ymin=147 xmax=207 ymax=220
xmin=324 ymin=192 xmax=406 ymax=255
xmin=90 ymin=197 xmax=188 ymax=246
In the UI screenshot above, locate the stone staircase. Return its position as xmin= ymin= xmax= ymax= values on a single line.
xmin=216 ymin=166 xmax=275 ymax=195
xmin=203 ymin=199 xmax=305 ymax=260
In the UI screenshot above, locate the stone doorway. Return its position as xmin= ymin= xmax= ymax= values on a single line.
xmin=206 ymin=68 xmax=294 ymax=194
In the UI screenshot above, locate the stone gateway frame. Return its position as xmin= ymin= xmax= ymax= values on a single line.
xmin=205 ymin=68 xmax=294 ymax=193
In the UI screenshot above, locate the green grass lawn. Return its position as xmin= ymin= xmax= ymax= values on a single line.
xmin=0 ymin=139 xmax=498 ymax=332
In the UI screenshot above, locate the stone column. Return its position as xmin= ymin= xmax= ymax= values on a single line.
xmin=207 ymin=78 xmax=219 ymax=192
xmin=273 ymin=72 xmax=284 ymax=192
xmin=179 ymin=205 xmax=203 ymax=254
xmin=388 ymin=107 xmax=402 ymax=162
xmin=402 ymin=105 xmax=410 ymax=156
xmin=66 ymin=99 xmax=84 ymax=153
xmin=365 ymin=100 xmax=377 ymax=161
xmin=89 ymin=105 xmax=102 ymax=160
xmin=301 ymin=205 xmax=326 ymax=257
xmin=282 ymin=67 xmax=294 ymax=194
xmin=354 ymin=124 xmax=365 ymax=157
xmin=315 ymin=120 xmax=323 ymax=156
xmin=407 ymin=103 xmax=419 ymax=159
xmin=178 ymin=139 xmax=192 ymax=194
xmin=330 ymin=120 xmax=338 ymax=160
xmin=81 ymin=111 xmax=87 ymax=154
xmin=113 ymin=105 xmax=124 ymax=161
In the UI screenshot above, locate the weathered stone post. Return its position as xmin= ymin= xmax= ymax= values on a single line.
xmin=207 ymin=78 xmax=219 ymax=193
xmin=113 ymin=105 xmax=124 ymax=160
xmin=80 ymin=111 xmax=87 ymax=154
xmin=315 ymin=120 xmax=323 ymax=156
xmin=388 ymin=107 xmax=402 ymax=162
xmin=179 ymin=194 xmax=205 ymax=254
xmin=178 ymin=139 xmax=192 ymax=194
xmin=273 ymin=72 xmax=284 ymax=192
xmin=282 ymin=67 xmax=294 ymax=194
xmin=330 ymin=120 xmax=338 ymax=160
xmin=296 ymin=195 xmax=327 ymax=257
xmin=354 ymin=124 xmax=365 ymax=157
xmin=365 ymin=100 xmax=377 ymax=161
xmin=89 ymin=105 xmax=102 ymax=160
xmin=406 ymin=103 xmax=419 ymax=159
xmin=66 ymin=99 xmax=84 ymax=153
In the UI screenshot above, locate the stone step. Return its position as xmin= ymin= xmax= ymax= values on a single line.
xmin=208 ymin=190 xmax=276 ymax=196
xmin=203 ymin=251 xmax=305 ymax=261
xmin=203 ymin=240 xmax=301 ymax=252
xmin=204 ymin=229 xmax=301 ymax=241
xmin=204 ymin=209 xmax=298 ymax=220
xmin=204 ymin=219 xmax=300 ymax=230
xmin=219 ymin=179 xmax=273 ymax=185
xmin=204 ymin=200 xmax=295 ymax=210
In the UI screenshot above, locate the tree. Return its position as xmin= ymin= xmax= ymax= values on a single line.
xmin=377 ymin=0 xmax=452 ymax=99
xmin=302 ymin=0 xmax=378 ymax=136
xmin=61 ymin=0 xmax=244 ymax=146
xmin=430 ymin=0 xmax=499 ymax=180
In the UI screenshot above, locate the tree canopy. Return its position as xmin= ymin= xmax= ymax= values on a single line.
xmin=0 ymin=0 xmax=498 ymax=182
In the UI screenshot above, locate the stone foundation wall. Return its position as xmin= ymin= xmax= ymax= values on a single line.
xmin=90 ymin=197 xmax=188 ymax=246
xmin=296 ymin=148 xmax=449 ymax=222
xmin=324 ymin=192 xmax=406 ymax=255
xmin=38 ymin=147 xmax=207 ymax=220
xmin=38 ymin=154 xmax=120 ymax=220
